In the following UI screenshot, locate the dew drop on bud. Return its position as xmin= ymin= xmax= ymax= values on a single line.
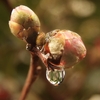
xmin=46 ymin=68 xmax=65 ymax=86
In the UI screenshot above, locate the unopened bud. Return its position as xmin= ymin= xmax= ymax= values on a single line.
xmin=9 ymin=5 xmax=40 ymax=44
xmin=44 ymin=29 xmax=86 ymax=69
xmin=61 ymin=30 xmax=86 ymax=68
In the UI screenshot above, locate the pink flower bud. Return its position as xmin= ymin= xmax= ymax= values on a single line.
xmin=9 ymin=5 xmax=40 ymax=44
xmin=35 ymin=29 xmax=86 ymax=85
xmin=42 ymin=29 xmax=86 ymax=69
xmin=61 ymin=30 xmax=86 ymax=68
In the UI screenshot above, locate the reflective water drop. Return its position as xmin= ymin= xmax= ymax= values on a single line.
xmin=46 ymin=68 xmax=65 ymax=86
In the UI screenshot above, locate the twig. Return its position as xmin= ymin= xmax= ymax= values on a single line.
xmin=19 ymin=53 xmax=39 ymax=100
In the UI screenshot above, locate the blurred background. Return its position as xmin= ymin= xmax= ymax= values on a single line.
xmin=0 ymin=0 xmax=100 ymax=100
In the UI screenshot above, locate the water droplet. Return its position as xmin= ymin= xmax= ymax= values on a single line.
xmin=46 ymin=68 xmax=65 ymax=86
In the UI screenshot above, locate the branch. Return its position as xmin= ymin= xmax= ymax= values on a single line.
xmin=19 ymin=53 xmax=39 ymax=100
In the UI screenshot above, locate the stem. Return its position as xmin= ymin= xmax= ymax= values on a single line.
xmin=19 ymin=53 xmax=39 ymax=100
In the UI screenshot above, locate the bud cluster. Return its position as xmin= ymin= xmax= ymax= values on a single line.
xmin=9 ymin=5 xmax=86 ymax=85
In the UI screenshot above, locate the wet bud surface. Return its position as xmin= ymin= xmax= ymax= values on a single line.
xmin=36 ymin=29 xmax=86 ymax=85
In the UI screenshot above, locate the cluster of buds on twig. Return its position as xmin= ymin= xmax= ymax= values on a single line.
xmin=9 ymin=5 xmax=86 ymax=86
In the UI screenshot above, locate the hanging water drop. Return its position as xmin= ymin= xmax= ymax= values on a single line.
xmin=46 ymin=68 xmax=65 ymax=86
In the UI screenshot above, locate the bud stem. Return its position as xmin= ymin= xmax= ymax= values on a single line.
xmin=19 ymin=53 xmax=39 ymax=100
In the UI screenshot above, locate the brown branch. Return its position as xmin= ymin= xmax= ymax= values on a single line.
xmin=19 ymin=53 xmax=39 ymax=100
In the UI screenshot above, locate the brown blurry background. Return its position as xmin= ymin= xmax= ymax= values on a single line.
xmin=0 ymin=0 xmax=100 ymax=100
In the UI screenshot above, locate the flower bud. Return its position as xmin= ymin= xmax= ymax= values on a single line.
xmin=61 ymin=30 xmax=86 ymax=68
xmin=9 ymin=5 xmax=40 ymax=44
xmin=36 ymin=32 xmax=45 ymax=46
xmin=43 ymin=29 xmax=86 ymax=69
xmin=33 ymin=29 xmax=86 ymax=85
